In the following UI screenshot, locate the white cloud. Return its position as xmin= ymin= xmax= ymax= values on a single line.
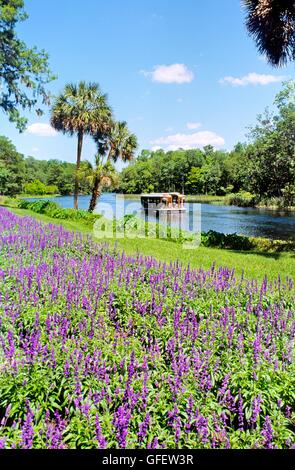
xmin=150 ymin=131 xmax=225 ymax=151
xmin=26 ymin=123 xmax=57 ymax=137
xmin=31 ymin=147 xmax=40 ymax=153
xmin=141 ymin=63 xmax=194 ymax=84
xmin=219 ymin=72 xmax=285 ymax=87
xmin=186 ymin=122 xmax=201 ymax=130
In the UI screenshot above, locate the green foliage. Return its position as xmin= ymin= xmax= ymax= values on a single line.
xmin=282 ymin=184 xmax=295 ymax=207
xmin=50 ymin=81 xmax=113 ymax=208
xmin=88 ymin=121 xmax=137 ymax=212
xmin=120 ymin=146 xmax=248 ymax=197
xmin=51 ymin=82 xmax=112 ymax=137
xmin=225 ymin=192 xmax=257 ymax=207
xmin=201 ymin=229 xmax=295 ymax=253
xmin=44 ymin=159 xmax=77 ymax=195
xmin=23 ymin=180 xmax=58 ymax=196
xmin=46 ymin=185 xmax=59 ymax=195
xmin=246 ymin=80 xmax=295 ymax=201
xmin=112 ymin=214 xmax=195 ymax=244
xmin=0 ymin=0 xmax=56 ymax=130
xmin=120 ymin=82 xmax=295 ymax=209
xmin=0 ymin=137 xmax=84 ymax=197
xmin=18 ymin=199 xmax=101 ymax=225
xmin=12 ymin=200 xmax=295 ymax=254
xmin=186 ymin=166 xmax=204 ymax=193
xmin=201 ymin=230 xmax=254 ymax=251
xmin=93 ymin=121 xmax=138 ymax=164
xmin=0 ymin=195 xmax=19 ymax=207
xmin=0 ymin=135 xmax=25 ymax=195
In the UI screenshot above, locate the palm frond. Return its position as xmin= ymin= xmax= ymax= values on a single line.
xmin=108 ymin=121 xmax=138 ymax=163
xmin=50 ymin=82 xmax=113 ymax=135
xmin=242 ymin=0 xmax=295 ymax=66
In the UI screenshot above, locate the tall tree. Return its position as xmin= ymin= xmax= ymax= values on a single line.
xmin=0 ymin=135 xmax=25 ymax=194
xmin=246 ymin=81 xmax=295 ymax=200
xmin=89 ymin=121 xmax=138 ymax=212
xmin=243 ymin=0 xmax=295 ymax=66
xmin=0 ymin=0 xmax=55 ymax=131
xmin=50 ymin=82 xmax=112 ymax=209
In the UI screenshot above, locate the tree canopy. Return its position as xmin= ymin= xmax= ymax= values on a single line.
xmin=0 ymin=134 xmax=25 ymax=194
xmin=243 ymin=0 xmax=295 ymax=66
xmin=0 ymin=0 xmax=55 ymax=130
xmin=89 ymin=121 xmax=138 ymax=211
xmin=246 ymin=80 xmax=295 ymax=200
xmin=119 ymin=146 xmax=245 ymax=197
xmin=51 ymin=81 xmax=112 ymax=209
xmin=0 ymin=135 xmax=92 ymax=196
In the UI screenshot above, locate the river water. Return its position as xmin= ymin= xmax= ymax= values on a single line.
xmin=25 ymin=194 xmax=295 ymax=241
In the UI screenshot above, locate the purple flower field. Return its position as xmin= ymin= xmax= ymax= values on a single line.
xmin=0 ymin=207 xmax=294 ymax=449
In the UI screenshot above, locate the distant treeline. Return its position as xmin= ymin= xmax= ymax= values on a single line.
xmin=0 ymin=135 xmax=92 ymax=196
xmin=120 ymin=82 xmax=295 ymax=207
xmin=120 ymin=144 xmax=247 ymax=196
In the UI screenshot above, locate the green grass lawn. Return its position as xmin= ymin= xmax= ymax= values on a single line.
xmin=17 ymin=194 xmax=60 ymax=199
xmin=185 ymin=194 xmax=227 ymax=204
xmin=9 ymin=207 xmax=295 ymax=281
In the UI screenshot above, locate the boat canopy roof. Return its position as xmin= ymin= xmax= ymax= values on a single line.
xmin=141 ymin=193 xmax=167 ymax=198
xmin=141 ymin=192 xmax=185 ymax=198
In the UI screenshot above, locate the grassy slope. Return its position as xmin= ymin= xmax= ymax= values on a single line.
xmin=8 ymin=207 xmax=295 ymax=281
xmin=17 ymin=194 xmax=60 ymax=198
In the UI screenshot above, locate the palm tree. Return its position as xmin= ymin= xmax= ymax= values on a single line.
xmin=88 ymin=157 xmax=119 ymax=213
xmin=88 ymin=121 xmax=138 ymax=212
xmin=50 ymin=82 xmax=112 ymax=209
xmin=243 ymin=0 xmax=295 ymax=66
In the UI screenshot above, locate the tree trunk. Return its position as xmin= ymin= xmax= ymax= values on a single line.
xmin=107 ymin=147 xmax=113 ymax=162
xmin=88 ymin=177 xmax=103 ymax=212
xmin=74 ymin=130 xmax=83 ymax=210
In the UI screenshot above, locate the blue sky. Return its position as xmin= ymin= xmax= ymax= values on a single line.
xmin=1 ymin=0 xmax=294 ymax=166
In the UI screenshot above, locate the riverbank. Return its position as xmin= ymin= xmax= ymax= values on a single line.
xmin=17 ymin=193 xmax=61 ymax=199
xmin=124 ymin=194 xmax=227 ymax=204
xmin=2 ymin=194 xmax=295 ymax=241
xmin=13 ymin=198 xmax=295 ymax=251
xmin=7 ymin=192 xmax=295 ymax=212
xmin=5 ymin=205 xmax=295 ymax=281
xmin=113 ymin=193 xmax=295 ymax=211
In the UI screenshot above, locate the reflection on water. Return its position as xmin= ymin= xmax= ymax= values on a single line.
xmin=25 ymin=194 xmax=295 ymax=241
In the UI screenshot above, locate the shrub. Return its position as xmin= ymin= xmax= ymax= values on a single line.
xmin=225 ymin=192 xmax=257 ymax=207
xmin=23 ymin=180 xmax=59 ymax=196
xmin=18 ymin=200 xmax=101 ymax=225
xmin=201 ymin=230 xmax=295 ymax=252
xmin=282 ymin=184 xmax=295 ymax=207
xmin=258 ymin=187 xmax=295 ymax=209
xmin=201 ymin=230 xmax=254 ymax=251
